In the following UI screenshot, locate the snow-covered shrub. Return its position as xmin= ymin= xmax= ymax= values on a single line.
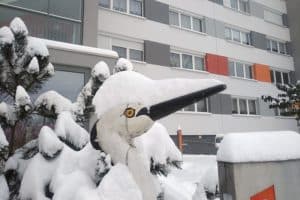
xmin=113 ymin=58 xmax=133 ymax=73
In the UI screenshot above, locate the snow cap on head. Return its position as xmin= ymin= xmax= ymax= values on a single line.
xmin=16 ymin=85 xmax=31 ymax=108
xmin=10 ymin=17 xmax=28 ymax=36
xmin=92 ymin=61 xmax=110 ymax=82
xmin=114 ymin=58 xmax=134 ymax=73
xmin=27 ymin=37 xmax=49 ymax=57
xmin=0 ymin=26 xmax=14 ymax=44
xmin=27 ymin=57 xmax=39 ymax=74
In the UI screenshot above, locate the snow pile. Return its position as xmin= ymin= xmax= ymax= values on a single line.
xmin=27 ymin=37 xmax=49 ymax=57
xmin=92 ymin=61 xmax=110 ymax=82
xmin=55 ymin=112 xmax=89 ymax=150
xmin=35 ymin=91 xmax=73 ymax=115
xmin=0 ymin=126 xmax=8 ymax=148
xmin=114 ymin=58 xmax=134 ymax=73
xmin=0 ymin=175 xmax=9 ymax=200
xmin=93 ymin=71 xmax=224 ymax=117
xmin=44 ymin=62 xmax=54 ymax=75
xmin=0 ymin=102 xmax=16 ymax=124
xmin=9 ymin=17 xmax=28 ymax=36
xmin=0 ymin=26 xmax=14 ymax=44
xmin=27 ymin=57 xmax=39 ymax=74
xmin=16 ymin=85 xmax=32 ymax=109
xmin=217 ymin=131 xmax=300 ymax=163
xmin=38 ymin=126 xmax=64 ymax=159
xmin=134 ymin=122 xmax=182 ymax=170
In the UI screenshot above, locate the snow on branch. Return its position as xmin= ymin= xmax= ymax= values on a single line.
xmin=113 ymin=58 xmax=134 ymax=73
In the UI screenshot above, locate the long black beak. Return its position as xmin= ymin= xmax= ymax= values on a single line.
xmin=137 ymin=84 xmax=226 ymax=121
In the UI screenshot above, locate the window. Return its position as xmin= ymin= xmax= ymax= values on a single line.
xmin=181 ymin=14 xmax=191 ymax=29
xmin=129 ymin=49 xmax=143 ymax=61
xmin=100 ymin=0 xmax=144 ymax=16
xmin=228 ymin=60 xmax=253 ymax=79
xmin=49 ymin=0 xmax=82 ymax=20
xmin=267 ymin=39 xmax=287 ymax=55
xmin=264 ymin=9 xmax=283 ymax=26
xmin=170 ymin=51 xmax=206 ymax=72
xmin=230 ymin=0 xmax=238 ymax=10
xmin=225 ymin=27 xmax=251 ymax=46
xmin=113 ymin=45 xmax=144 ymax=61
xmin=232 ymin=97 xmax=258 ymax=115
xmin=183 ymin=99 xmax=209 ymax=112
xmin=270 ymin=70 xmax=290 ymax=85
xmin=226 ymin=0 xmax=249 ymax=13
xmin=169 ymin=11 xmax=179 ymax=26
xmin=239 ymin=0 xmax=249 ymax=13
xmin=112 ymin=46 xmax=127 ymax=58
xmin=169 ymin=10 xmax=204 ymax=33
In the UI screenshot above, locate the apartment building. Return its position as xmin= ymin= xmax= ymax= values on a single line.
xmin=0 ymin=0 xmax=299 ymax=153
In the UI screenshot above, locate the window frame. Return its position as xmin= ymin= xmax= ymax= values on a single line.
xmin=169 ymin=10 xmax=204 ymax=33
xmin=232 ymin=97 xmax=258 ymax=115
xmin=170 ymin=51 xmax=206 ymax=72
xmin=99 ymin=0 xmax=144 ymax=17
xmin=112 ymin=45 xmax=144 ymax=62
xmin=267 ymin=39 xmax=287 ymax=55
xmin=228 ymin=60 xmax=253 ymax=80
xmin=225 ymin=27 xmax=251 ymax=46
xmin=182 ymin=98 xmax=209 ymax=113
xmin=228 ymin=0 xmax=250 ymax=13
xmin=270 ymin=69 xmax=290 ymax=85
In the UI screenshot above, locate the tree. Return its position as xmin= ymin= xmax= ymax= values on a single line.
xmin=262 ymin=82 xmax=300 ymax=125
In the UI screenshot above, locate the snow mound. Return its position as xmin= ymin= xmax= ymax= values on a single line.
xmin=27 ymin=37 xmax=49 ymax=57
xmin=27 ymin=57 xmax=39 ymax=74
xmin=93 ymin=71 xmax=224 ymax=117
xmin=217 ymin=131 xmax=300 ymax=163
xmin=135 ymin=122 xmax=182 ymax=167
xmin=35 ymin=91 xmax=73 ymax=115
xmin=16 ymin=85 xmax=31 ymax=108
xmin=55 ymin=112 xmax=89 ymax=150
xmin=0 ymin=175 xmax=9 ymax=200
xmin=98 ymin=164 xmax=143 ymax=200
xmin=0 ymin=26 xmax=14 ymax=44
xmin=0 ymin=126 xmax=8 ymax=148
xmin=114 ymin=58 xmax=134 ymax=73
xmin=9 ymin=17 xmax=28 ymax=36
xmin=38 ymin=126 xmax=64 ymax=159
xmin=45 ymin=62 xmax=54 ymax=75
xmin=92 ymin=61 xmax=110 ymax=81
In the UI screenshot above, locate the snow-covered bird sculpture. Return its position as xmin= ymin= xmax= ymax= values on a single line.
xmin=91 ymin=71 xmax=226 ymax=200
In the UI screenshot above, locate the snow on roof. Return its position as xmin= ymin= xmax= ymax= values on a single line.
xmin=93 ymin=71 xmax=224 ymax=117
xmin=36 ymin=37 xmax=118 ymax=58
xmin=217 ymin=131 xmax=300 ymax=163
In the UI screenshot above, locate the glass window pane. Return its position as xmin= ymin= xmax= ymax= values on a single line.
xmin=270 ymin=70 xmax=275 ymax=83
xmin=248 ymin=100 xmax=257 ymax=115
xmin=49 ymin=0 xmax=82 ymax=20
xmin=225 ymin=27 xmax=231 ymax=40
xmin=169 ymin=11 xmax=179 ymax=26
xmin=197 ymin=100 xmax=208 ymax=112
xmin=279 ymin=42 xmax=286 ymax=54
xmin=271 ymin=40 xmax=278 ymax=52
xmin=275 ymin=71 xmax=282 ymax=84
xmin=99 ymin=0 xmax=110 ymax=8
xmin=194 ymin=57 xmax=205 ymax=71
xmin=170 ymin=53 xmax=180 ymax=67
xmin=182 ymin=54 xmax=193 ymax=69
xmin=130 ymin=0 xmax=143 ymax=16
xmin=267 ymin=40 xmax=271 ymax=51
xmin=112 ymin=46 xmax=127 ymax=58
xmin=230 ymin=0 xmax=238 ymax=9
xmin=236 ymin=62 xmax=244 ymax=78
xmin=239 ymin=99 xmax=247 ymax=114
xmin=241 ymin=32 xmax=250 ymax=45
xmin=264 ymin=10 xmax=283 ymax=26
xmin=229 ymin=61 xmax=235 ymax=76
xmin=239 ymin=0 xmax=249 ymax=13
xmin=283 ymin=72 xmax=289 ymax=84
xmin=184 ymin=104 xmax=195 ymax=112
xmin=1 ymin=0 xmax=48 ymax=12
xmin=232 ymin=29 xmax=241 ymax=42
xmin=181 ymin=14 xmax=191 ymax=29
xmin=245 ymin=64 xmax=252 ymax=79
xmin=129 ymin=49 xmax=143 ymax=61
xmin=193 ymin=18 xmax=202 ymax=32
xmin=113 ymin=0 xmax=127 ymax=12
xmin=232 ymin=98 xmax=238 ymax=114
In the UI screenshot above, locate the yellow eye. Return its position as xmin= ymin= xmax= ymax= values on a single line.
xmin=124 ymin=107 xmax=136 ymax=118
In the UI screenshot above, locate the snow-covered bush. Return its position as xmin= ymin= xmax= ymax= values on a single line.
xmin=113 ymin=58 xmax=133 ymax=73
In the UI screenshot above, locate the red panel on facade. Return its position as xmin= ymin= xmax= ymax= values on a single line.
xmin=205 ymin=53 xmax=228 ymax=76
xmin=250 ymin=185 xmax=276 ymax=200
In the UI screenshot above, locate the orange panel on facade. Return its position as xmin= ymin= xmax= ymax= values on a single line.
xmin=253 ymin=64 xmax=271 ymax=83
xmin=205 ymin=53 xmax=228 ymax=76
xmin=250 ymin=185 xmax=276 ymax=200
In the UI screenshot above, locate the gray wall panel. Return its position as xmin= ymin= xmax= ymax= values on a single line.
xmin=215 ymin=20 xmax=226 ymax=39
xmin=289 ymin=71 xmax=296 ymax=85
xmin=82 ymin=0 xmax=98 ymax=47
xmin=220 ymin=94 xmax=232 ymax=114
xmin=282 ymin=13 xmax=289 ymax=27
xmin=208 ymin=0 xmax=224 ymax=5
xmin=144 ymin=40 xmax=170 ymax=66
xmin=209 ymin=94 xmax=232 ymax=114
xmin=250 ymin=31 xmax=267 ymax=50
xmin=249 ymin=0 xmax=264 ymax=19
xmin=144 ymin=0 xmax=169 ymax=25
xmin=259 ymin=99 xmax=275 ymax=116
xmin=205 ymin=18 xmax=225 ymax=39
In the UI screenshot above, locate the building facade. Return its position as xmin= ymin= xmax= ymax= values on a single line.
xmin=1 ymin=0 xmax=299 ymax=153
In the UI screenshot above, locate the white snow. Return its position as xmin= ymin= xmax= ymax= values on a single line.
xmin=92 ymin=61 xmax=110 ymax=81
xmin=0 ymin=175 xmax=9 ymax=200
xmin=27 ymin=57 xmax=39 ymax=74
xmin=0 ymin=126 xmax=8 ymax=148
xmin=16 ymin=85 xmax=32 ymax=110
xmin=27 ymin=37 xmax=49 ymax=57
xmin=93 ymin=71 xmax=224 ymax=117
xmin=35 ymin=91 xmax=73 ymax=115
xmin=9 ymin=17 xmax=28 ymax=35
xmin=55 ymin=112 xmax=89 ymax=150
xmin=0 ymin=102 xmax=16 ymax=124
xmin=217 ymin=131 xmax=300 ymax=163
xmin=114 ymin=58 xmax=134 ymax=73
xmin=38 ymin=126 xmax=64 ymax=158
xmin=97 ymin=164 xmax=143 ymax=200
xmin=39 ymin=38 xmax=118 ymax=58
xmin=0 ymin=26 xmax=14 ymax=44
xmin=45 ymin=62 xmax=55 ymax=76
xmin=134 ymin=122 xmax=182 ymax=166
